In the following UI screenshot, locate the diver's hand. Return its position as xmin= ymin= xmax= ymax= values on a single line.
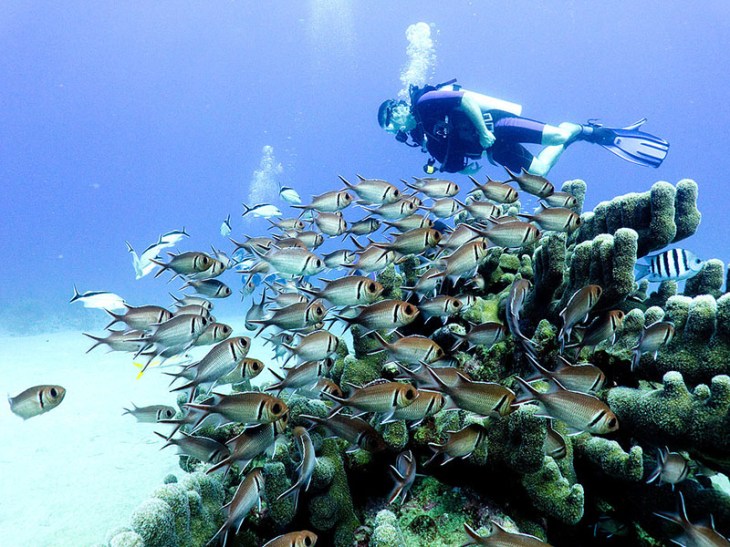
xmin=480 ymin=129 xmax=496 ymax=149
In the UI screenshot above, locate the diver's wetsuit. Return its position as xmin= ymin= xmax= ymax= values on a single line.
xmin=412 ymin=89 xmax=547 ymax=173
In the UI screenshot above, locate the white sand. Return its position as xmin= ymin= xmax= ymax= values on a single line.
xmin=0 ymin=328 xmax=276 ymax=546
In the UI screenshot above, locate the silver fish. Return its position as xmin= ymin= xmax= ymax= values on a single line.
xmin=458 ymin=198 xmax=502 ymax=221
xmin=390 ymin=390 xmax=445 ymax=425
xmin=479 ymin=220 xmax=541 ymax=248
xmin=569 ymin=310 xmax=625 ymax=351
xmin=83 ymin=329 xmax=147 ymax=354
xmin=122 ymin=403 xmax=176 ymax=423
xmin=335 ymin=299 xmax=419 ymax=333
xmin=300 ymin=276 xmax=383 ymax=307
xmin=373 ymin=227 xmax=441 ymax=255
xmin=438 ymin=223 xmax=481 ymax=251
xmin=363 ymin=199 xmax=419 ymax=220
xmin=340 ymin=174 xmax=401 ymax=204
xmin=171 ymin=294 xmax=213 ymax=310
xmin=69 ymin=286 xmax=126 ymax=311
xmin=218 ymin=358 xmax=265 ymax=385
xmin=542 ymin=191 xmax=578 ymax=209
xmin=262 ymin=530 xmax=318 ymax=547
xmin=283 ymin=331 xmax=340 ymax=364
xmin=299 ymin=413 xmax=385 ymax=453
xmin=402 ymin=267 xmax=443 ymax=298
xmin=257 ymin=247 xmax=324 ymax=277
xmin=520 ymin=207 xmax=581 ymax=233
xmin=505 ymin=166 xmax=555 ymax=198
xmin=327 ymin=380 xmax=418 ymax=420
xmin=159 ymin=228 xmax=190 ymax=246
xmin=654 ymin=492 xmax=730 ymax=547
xmin=382 ymin=214 xmax=433 ymax=232
xmin=230 ymin=235 xmax=274 ymax=255
xmin=514 ymin=376 xmax=618 ymax=435
xmin=207 ymin=468 xmax=265 ymax=546
xmin=426 ymin=197 xmax=461 ymax=219
xmin=206 ymin=419 xmax=286 ymax=475
xmin=220 ymin=214 xmax=232 ymax=236
xmin=242 ymin=202 xmax=282 ymax=218
xmin=192 ymin=322 xmax=232 ymax=346
xmin=426 ymin=424 xmax=486 ymax=465
xmin=348 ymin=218 xmax=382 ymax=236
xmin=322 ymin=249 xmax=357 ymax=269
xmin=406 ymin=177 xmax=460 ymax=198
xmin=185 ymin=391 xmax=288 ymax=427
xmin=348 ymin=240 xmax=399 ymax=274
xmin=275 ymin=231 xmax=324 ymax=250
xmin=314 ymin=212 xmax=348 ymax=236
xmin=369 ymin=332 xmax=445 ymax=365
xmin=266 ymin=358 xmax=334 ymax=392
xmin=168 ymin=336 xmax=250 ymax=392
xmin=451 ymin=322 xmax=506 ymax=351
xmin=463 ymin=520 xmax=551 ymax=546
xmin=435 ymin=239 xmax=490 ymax=282
xmin=277 ymin=426 xmax=316 ymax=511
xmin=388 ymin=450 xmax=417 ymax=504
xmin=133 ymin=314 xmax=210 ymax=356
xmin=419 ymin=295 xmax=463 ymax=319
xmin=182 ymin=279 xmax=232 ymax=298
xmin=559 ymin=285 xmax=602 ymax=348
xmin=245 ymin=289 xmax=268 ymax=331
xmin=279 ymin=185 xmax=302 ymax=205
xmin=469 ymin=175 xmax=519 ymax=204
xmin=293 ymin=190 xmax=353 ymax=214
xmin=426 ymin=366 xmax=515 ymax=417
xmin=395 ymin=364 xmax=471 ymax=390
xmin=631 ymin=321 xmax=675 ymax=371
xmin=8 ymin=385 xmax=66 ymax=420
xmin=152 ymin=251 xmax=223 ymax=281
xmin=249 ymin=299 xmax=327 ymax=333
xmin=544 ymin=420 xmax=567 ymax=460
xmin=526 ymin=354 xmax=606 ymax=394
xmin=155 ymin=431 xmax=228 ymax=463
xmin=647 ymin=447 xmax=689 ymax=488
xmin=267 ymin=217 xmax=305 ymax=232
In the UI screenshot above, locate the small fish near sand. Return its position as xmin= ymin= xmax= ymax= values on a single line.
xmin=9 ymin=385 xmax=66 ymax=420
xmin=70 ymin=286 xmax=126 ymax=311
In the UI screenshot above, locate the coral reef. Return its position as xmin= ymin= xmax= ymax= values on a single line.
xmin=103 ymin=175 xmax=730 ymax=547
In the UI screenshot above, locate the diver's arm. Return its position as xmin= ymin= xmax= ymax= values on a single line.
xmin=459 ymin=93 xmax=495 ymax=149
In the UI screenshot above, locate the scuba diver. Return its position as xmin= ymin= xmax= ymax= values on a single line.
xmin=378 ymin=80 xmax=669 ymax=176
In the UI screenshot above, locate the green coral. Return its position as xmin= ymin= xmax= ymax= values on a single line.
xmin=576 ymin=180 xmax=700 ymax=257
xmin=486 ymin=405 xmax=546 ymax=473
xmin=572 ymin=435 xmax=644 ymax=481
xmin=308 ymin=438 xmax=360 ymax=546
xmin=370 ymin=510 xmax=406 ymax=546
xmin=521 ymin=456 xmax=584 ymax=524
xmin=562 ymin=228 xmax=638 ymax=308
xmin=685 ymin=259 xmax=725 ymax=298
xmin=608 ymin=372 xmax=730 ymax=459
xmin=263 ymin=462 xmax=296 ymax=528
xmin=531 ymin=233 xmax=567 ymax=311
xmin=562 ymin=179 xmax=587 ymax=212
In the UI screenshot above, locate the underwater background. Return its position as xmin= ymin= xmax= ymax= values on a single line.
xmin=2 ymin=1 xmax=730 ymax=546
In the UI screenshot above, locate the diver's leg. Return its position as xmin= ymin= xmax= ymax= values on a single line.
xmin=528 ymin=144 xmax=567 ymax=176
xmin=541 ymin=122 xmax=582 ymax=146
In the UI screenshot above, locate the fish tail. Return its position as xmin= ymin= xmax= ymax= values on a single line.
xmin=150 ymin=258 xmax=168 ymax=278
xmin=630 ymin=349 xmax=642 ymax=372
xmin=503 ymin=166 xmax=519 ymax=182
xmin=153 ymin=431 xmax=174 ymax=449
xmin=82 ymin=332 xmax=104 ymax=353
xmin=338 ymin=175 xmax=354 ymax=189
xmin=241 ymin=203 xmax=252 ymax=216
xmin=70 ymin=284 xmax=81 ymax=303
xmin=513 ymin=376 xmax=541 ymax=405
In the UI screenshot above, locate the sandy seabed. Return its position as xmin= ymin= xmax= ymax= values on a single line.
xmin=0 ymin=328 xmax=272 ymax=547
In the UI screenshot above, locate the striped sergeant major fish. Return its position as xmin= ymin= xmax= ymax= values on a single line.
xmin=635 ymin=248 xmax=704 ymax=282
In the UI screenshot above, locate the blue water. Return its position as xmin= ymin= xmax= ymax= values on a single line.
xmin=2 ymin=2 xmax=728 ymax=330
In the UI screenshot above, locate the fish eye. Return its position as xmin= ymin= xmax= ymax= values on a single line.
xmin=404 ymin=388 xmax=415 ymax=400
xmin=393 ymin=189 xmax=400 ymax=197
xmin=608 ymin=417 xmax=617 ymax=428
xmin=252 ymin=362 xmax=260 ymax=370
xmin=436 ymin=348 xmax=443 ymax=356
xmin=405 ymin=305 xmax=415 ymax=314
xmin=575 ymin=218 xmax=582 ymax=225
xmin=50 ymin=388 xmax=57 ymax=398
xmin=305 ymin=536 xmax=313 ymax=546
xmin=272 ymin=403 xmax=282 ymax=415
xmin=316 ymin=306 xmax=324 ymax=315
xmin=224 ymin=326 xmax=231 ymax=334
xmin=202 ymin=256 xmax=210 ymax=265
xmin=166 ymin=410 xmax=174 ymax=418
xmin=453 ymin=300 xmax=461 ymax=308
xmin=368 ymin=282 xmax=377 ymax=291
xmin=316 ymin=259 xmax=322 ymax=267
